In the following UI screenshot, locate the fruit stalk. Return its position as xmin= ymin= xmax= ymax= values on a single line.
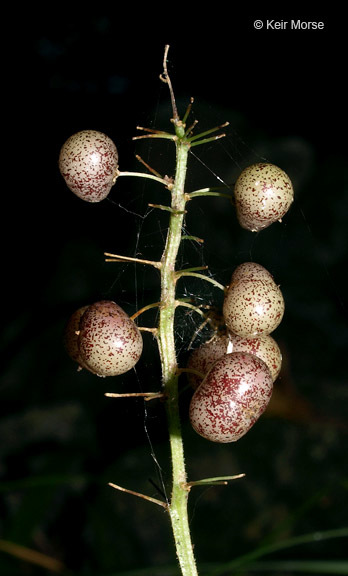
xmin=157 ymin=134 xmax=198 ymax=576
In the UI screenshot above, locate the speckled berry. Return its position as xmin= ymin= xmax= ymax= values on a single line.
xmin=59 ymin=130 xmax=119 ymax=202
xmin=64 ymin=305 xmax=90 ymax=367
xmin=234 ymin=163 xmax=294 ymax=231
xmin=228 ymin=333 xmax=282 ymax=382
xmin=231 ymin=262 xmax=274 ymax=284
xmin=223 ymin=276 xmax=284 ymax=337
xmin=189 ymin=352 xmax=273 ymax=442
xmin=187 ymin=333 xmax=232 ymax=389
xmin=78 ymin=300 xmax=143 ymax=377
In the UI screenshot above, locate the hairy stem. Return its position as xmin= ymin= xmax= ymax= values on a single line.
xmin=157 ymin=136 xmax=198 ymax=576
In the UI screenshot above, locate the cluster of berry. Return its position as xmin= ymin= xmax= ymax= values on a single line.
xmin=60 ymin=128 xmax=294 ymax=444
xmin=188 ymin=262 xmax=285 ymax=442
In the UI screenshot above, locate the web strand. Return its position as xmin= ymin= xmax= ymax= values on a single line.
xmin=189 ymin=149 xmax=232 ymax=189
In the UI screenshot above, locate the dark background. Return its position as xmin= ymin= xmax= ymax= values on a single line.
xmin=2 ymin=7 xmax=347 ymax=575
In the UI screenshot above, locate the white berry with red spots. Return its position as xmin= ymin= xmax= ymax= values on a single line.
xmin=59 ymin=130 xmax=119 ymax=202
xmin=187 ymin=333 xmax=232 ymax=389
xmin=231 ymin=262 xmax=274 ymax=284
xmin=223 ymin=277 xmax=284 ymax=337
xmin=234 ymin=163 xmax=294 ymax=231
xmin=78 ymin=300 xmax=143 ymax=377
xmin=189 ymin=352 xmax=273 ymax=443
xmin=228 ymin=333 xmax=282 ymax=382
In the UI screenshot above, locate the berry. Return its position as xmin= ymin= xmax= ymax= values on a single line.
xmin=77 ymin=300 xmax=143 ymax=377
xmin=59 ymin=130 xmax=119 ymax=202
xmin=187 ymin=330 xmax=281 ymax=389
xmin=189 ymin=352 xmax=273 ymax=443
xmin=64 ymin=305 xmax=90 ymax=368
xmin=234 ymin=163 xmax=294 ymax=231
xmin=223 ymin=270 xmax=284 ymax=337
xmin=228 ymin=333 xmax=282 ymax=383
xmin=231 ymin=261 xmax=274 ymax=283
xmin=187 ymin=333 xmax=232 ymax=389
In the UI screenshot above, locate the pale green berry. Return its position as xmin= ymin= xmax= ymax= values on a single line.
xmin=228 ymin=333 xmax=282 ymax=382
xmin=59 ymin=130 xmax=119 ymax=202
xmin=231 ymin=262 xmax=274 ymax=284
xmin=223 ymin=276 xmax=284 ymax=337
xmin=234 ymin=163 xmax=294 ymax=231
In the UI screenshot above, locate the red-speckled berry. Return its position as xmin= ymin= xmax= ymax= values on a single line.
xmin=187 ymin=333 xmax=232 ymax=389
xmin=59 ymin=130 xmax=119 ymax=202
xmin=228 ymin=333 xmax=282 ymax=382
xmin=189 ymin=352 xmax=273 ymax=443
xmin=231 ymin=262 xmax=274 ymax=284
xmin=223 ymin=276 xmax=284 ymax=337
xmin=78 ymin=300 xmax=143 ymax=377
xmin=187 ymin=330 xmax=282 ymax=388
xmin=64 ymin=305 xmax=90 ymax=367
xmin=234 ymin=163 xmax=294 ymax=231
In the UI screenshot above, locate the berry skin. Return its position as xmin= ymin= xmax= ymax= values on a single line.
xmin=228 ymin=333 xmax=282 ymax=383
xmin=234 ymin=163 xmax=294 ymax=231
xmin=231 ymin=262 xmax=274 ymax=284
xmin=78 ymin=300 xmax=143 ymax=377
xmin=187 ymin=330 xmax=281 ymax=388
xmin=64 ymin=305 xmax=90 ymax=367
xmin=187 ymin=333 xmax=232 ymax=389
xmin=59 ymin=130 xmax=119 ymax=202
xmin=223 ymin=274 xmax=284 ymax=337
xmin=189 ymin=352 xmax=273 ymax=443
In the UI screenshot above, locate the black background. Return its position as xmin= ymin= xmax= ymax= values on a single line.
xmin=2 ymin=6 xmax=347 ymax=575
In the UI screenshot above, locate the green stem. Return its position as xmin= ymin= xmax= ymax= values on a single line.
xmin=176 ymin=271 xmax=226 ymax=292
xmin=157 ymin=135 xmax=199 ymax=576
xmin=117 ymin=170 xmax=170 ymax=187
xmin=187 ymin=188 xmax=232 ymax=200
xmin=187 ymin=121 xmax=229 ymax=143
xmin=175 ymin=300 xmax=206 ymax=318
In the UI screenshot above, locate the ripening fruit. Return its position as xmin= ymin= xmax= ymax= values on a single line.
xmin=228 ymin=333 xmax=282 ymax=383
xmin=77 ymin=300 xmax=143 ymax=377
xmin=64 ymin=305 xmax=90 ymax=367
xmin=223 ymin=270 xmax=284 ymax=338
xmin=231 ymin=261 xmax=274 ymax=284
xmin=189 ymin=352 xmax=273 ymax=442
xmin=187 ymin=333 xmax=232 ymax=389
xmin=187 ymin=330 xmax=281 ymax=388
xmin=59 ymin=130 xmax=119 ymax=202
xmin=234 ymin=163 xmax=294 ymax=231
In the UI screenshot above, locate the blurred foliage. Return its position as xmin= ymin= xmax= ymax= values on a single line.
xmin=2 ymin=8 xmax=347 ymax=576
